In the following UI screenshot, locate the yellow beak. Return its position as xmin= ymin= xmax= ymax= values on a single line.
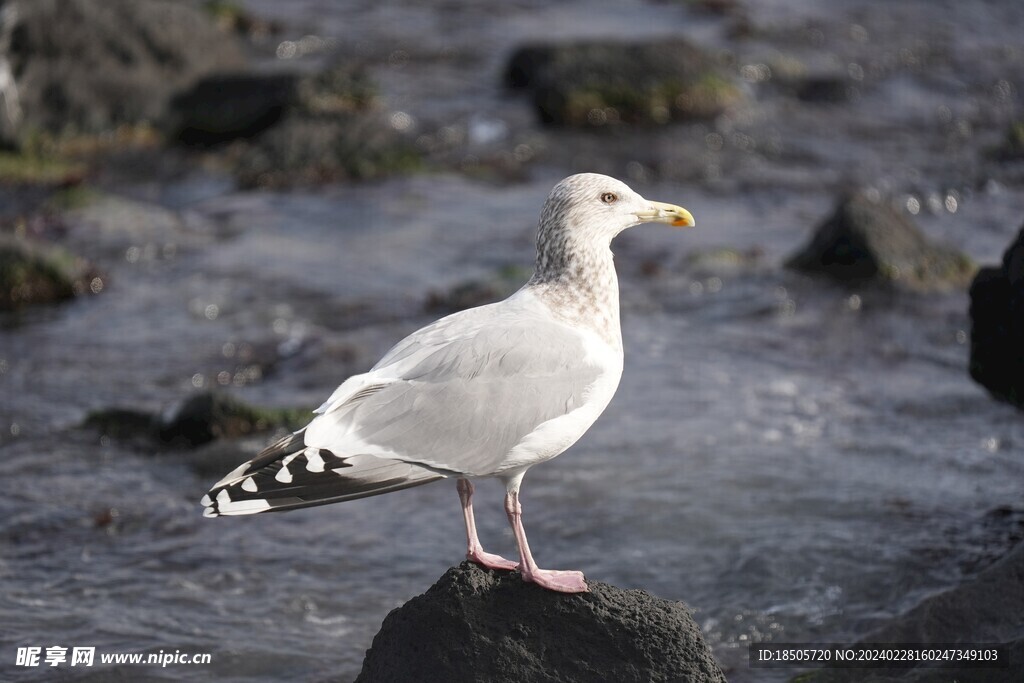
xmin=635 ymin=200 xmax=695 ymax=228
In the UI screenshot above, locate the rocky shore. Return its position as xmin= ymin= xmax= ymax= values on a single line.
xmin=2 ymin=1 xmax=1023 ymax=682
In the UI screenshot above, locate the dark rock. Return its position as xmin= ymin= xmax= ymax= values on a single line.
xmin=237 ymin=113 xmax=420 ymax=187
xmin=785 ymin=193 xmax=976 ymax=291
xmin=685 ymin=0 xmax=746 ymax=18
xmin=505 ymin=39 xmax=742 ymax=127
xmin=0 ymin=0 xmax=245 ymax=146
xmin=765 ymin=62 xmax=861 ymax=105
xmin=211 ymin=65 xmax=420 ymax=187
xmin=84 ymin=401 xmax=306 ymax=492
xmin=506 ymin=45 xmax=556 ymax=89
xmin=969 ymin=225 xmax=1024 ymax=409
xmin=962 ymin=506 xmax=1024 ymax=574
xmin=0 ymin=234 xmax=97 ymax=310
xmin=157 ymin=391 xmax=309 ymax=448
xmin=424 ymin=266 xmax=531 ymax=314
xmin=793 ymin=542 xmax=1024 ymax=683
xmin=84 ymin=392 xmax=310 ymax=449
xmin=866 ymin=541 xmax=1024 ymax=657
xmin=356 ymin=561 xmax=726 ymax=683
xmin=82 ymin=408 xmax=156 ymax=442
xmin=169 ymin=65 xmax=379 ymax=148
xmin=169 ymin=73 xmax=298 ymax=146
xmin=794 ymin=74 xmax=854 ymax=103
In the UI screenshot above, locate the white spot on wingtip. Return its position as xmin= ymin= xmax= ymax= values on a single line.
xmin=305 ymin=448 xmax=325 ymax=472
xmin=214 ymin=462 xmax=251 ymax=488
xmin=200 ymin=494 xmax=212 ymax=506
xmin=241 ymin=477 xmax=257 ymax=492
xmin=203 ymin=507 xmax=217 ymax=518
xmin=275 ymin=465 xmax=292 ymax=483
xmin=216 ymin=489 xmax=231 ymax=505
xmin=215 ymin=498 xmax=272 ymax=515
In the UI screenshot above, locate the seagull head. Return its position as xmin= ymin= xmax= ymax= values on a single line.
xmin=540 ymin=173 xmax=694 ymax=246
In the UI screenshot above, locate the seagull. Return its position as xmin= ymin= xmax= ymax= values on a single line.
xmin=202 ymin=173 xmax=694 ymax=593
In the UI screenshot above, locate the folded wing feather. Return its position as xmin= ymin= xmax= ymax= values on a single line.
xmin=203 ymin=301 xmax=604 ymax=516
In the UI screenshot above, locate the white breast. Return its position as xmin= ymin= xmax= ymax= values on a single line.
xmin=493 ymin=290 xmax=624 ymax=476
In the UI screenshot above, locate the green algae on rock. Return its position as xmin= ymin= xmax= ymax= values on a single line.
xmin=84 ymin=391 xmax=311 ymax=448
xmin=220 ymin=66 xmax=421 ymax=187
xmin=0 ymin=235 xmax=97 ymax=310
xmin=158 ymin=392 xmax=309 ymax=448
xmin=506 ymin=39 xmax=743 ymax=127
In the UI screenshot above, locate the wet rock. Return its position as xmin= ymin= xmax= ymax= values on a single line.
xmin=169 ymin=65 xmax=379 ymax=148
xmin=157 ymin=391 xmax=309 ymax=448
xmin=169 ymin=73 xmax=298 ymax=146
xmin=506 ymin=45 xmax=555 ymax=90
xmin=0 ymin=234 xmax=97 ymax=310
xmin=356 ymin=561 xmax=726 ymax=683
xmin=685 ymin=0 xmax=746 ymax=18
xmin=795 ymin=542 xmax=1024 ymax=683
xmin=969 ymin=225 xmax=1024 ymax=410
xmin=505 ymin=39 xmax=742 ymax=127
xmin=84 ymin=391 xmax=310 ymax=448
xmin=0 ymin=0 xmax=245 ymax=147
xmin=785 ymin=193 xmax=975 ymax=291
xmin=794 ymin=74 xmax=855 ymax=103
xmin=962 ymin=506 xmax=1024 ymax=574
xmin=237 ymin=113 xmax=421 ymax=187
xmin=424 ymin=266 xmax=530 ymax=314
xmin=217 ymin=65 xmax=420 ymax=187
xmin=82 ymin=408 xmax=156 ymax=442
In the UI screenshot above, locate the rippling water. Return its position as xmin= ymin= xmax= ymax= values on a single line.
xmin=3 ymin=1 xmax=1024 ymax=681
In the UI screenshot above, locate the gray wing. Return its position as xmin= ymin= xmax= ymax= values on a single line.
xmin=304 ymin=306 xmax=604 ymax=476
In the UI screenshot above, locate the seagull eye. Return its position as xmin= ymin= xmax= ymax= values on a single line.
xmin=600 ymin=192 xmax=618 ymax=204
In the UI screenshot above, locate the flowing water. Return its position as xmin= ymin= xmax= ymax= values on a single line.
xmin=2 ymin=0 xmax=1024 ymax=681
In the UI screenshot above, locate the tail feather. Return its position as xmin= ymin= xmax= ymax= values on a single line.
xmin=202 ymin=430 xmax=444 ymax=517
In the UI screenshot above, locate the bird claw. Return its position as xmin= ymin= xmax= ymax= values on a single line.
xmin=467 ymin=549 xmax=519 ymax=571
xmin=522 ymin=568 xmax=588 ymax=593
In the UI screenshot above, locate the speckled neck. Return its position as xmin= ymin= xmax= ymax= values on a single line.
xmin=527 ymin=212 xmax=622 ymax=351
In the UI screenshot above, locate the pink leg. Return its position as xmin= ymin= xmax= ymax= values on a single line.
xmin=504 ymin=489 xmax=588 ymax=593
xmin=457 ymin=478 xmax=518 ymax=570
